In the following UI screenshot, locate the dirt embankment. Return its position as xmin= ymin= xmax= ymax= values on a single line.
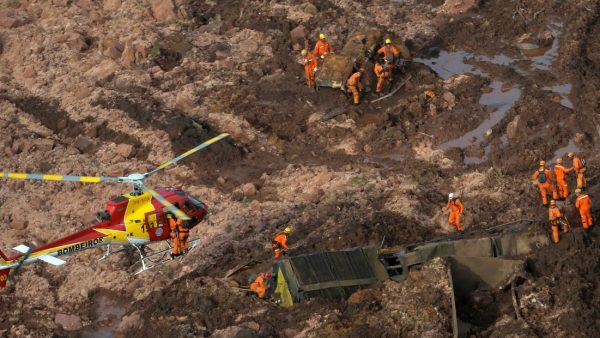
xmin=0 ymin=0 xmax=600 ymax=337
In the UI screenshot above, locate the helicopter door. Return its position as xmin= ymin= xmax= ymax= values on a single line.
xmin=145 ymin=211 xmax=168 ymax=241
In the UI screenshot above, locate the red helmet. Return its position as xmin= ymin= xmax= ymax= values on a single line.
xmin=264 ymin=272 xmax=272 ymax=279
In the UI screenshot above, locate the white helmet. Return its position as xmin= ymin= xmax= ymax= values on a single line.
xmin=448 ymin=192 xmax=454 ymax=200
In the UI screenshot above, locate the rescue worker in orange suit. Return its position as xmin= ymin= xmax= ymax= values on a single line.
xmin=548 ymin=200 xmax=569 ymax=243
xmin=374 ymin=60 xmax=391 ymax=97
xmin=443 ymin=192 xmax=464 ymax=232
xmin=272 ymin=226 xmax=293 ymax=260
xmin=567 ymin=152 xmax=587 ymax=189
xmin=553 ymin=158 xmax=573 ymax=200
xmin=532 ymin=160 xmax=558 ymax=207
xmin=300 ymin=49 xmax=317 ymax=89
xmin=168 ymin=213 xmax=189 ymax=258
xmin=377 ymin=38 xmax=400 ymax=69
xmin=346 ymin=68 xmax=364 ymax=105
xmin=313 ymin=33 xmax=332 ymax=60
xmin=250 ymin=271 xmax=271 ymax=299
xmin=575 ymin=188 xmax=593 ymax=232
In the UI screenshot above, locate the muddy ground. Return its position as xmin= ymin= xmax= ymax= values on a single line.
xmin=0 ymin=0 xmax=600 ymax=337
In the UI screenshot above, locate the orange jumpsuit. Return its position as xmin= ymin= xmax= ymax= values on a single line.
xmin=553 ymin=164 xmax=573 ymax=199
xmin=169 ymin=218 xmax=189 ymax=255
xmin=575 ymin=193 xmax=593 ymax=229
xmin=301 ymin=52 xmax=317 ymax=88
xmin=313 ymin=40 xmax=332 ymax=59
xmin=572 ymin=155 xmax=587 ymax=189
xmin=346 ymin=71 xmax=363 ymax=105
xmin=272 ymin=232 xmax=288 ymax=260
xmin=377 ymin=45 xmax=399 ymax=66
xmin=532 ymin=168 xmax=557 ymax=206
xmin=548 ymin=205 xmax=568 ymax=243
xmin=445 ymin=198 xmax=464 ymax=232
xmin=250 ymin=274 xmax=267 ymax=298
xmin=374 ymin=63 xmax=390 ymax=94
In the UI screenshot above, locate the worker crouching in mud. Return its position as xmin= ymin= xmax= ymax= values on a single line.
xmin=346 ymin=68 xmax=365 ymax=105
xmin=249 ymin=271 xmax=275 ymax=299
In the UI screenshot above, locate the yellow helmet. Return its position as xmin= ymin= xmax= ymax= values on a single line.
xmin=300 ymin=49 xmax=307 ymax=56
xmin=575 ymin=188 xmax=582 ymax=195
xmin=166 ymin=213 xmax=173 ymax=219
xmin=539 ymin=160 xmax=545 ymax=167
xmin=385 ymin=38 xmax=392 ymax=44
xmin=284 ymin=226 xmax=293 ymax=235
xmin=319 ymin=33 xmax=326 ymax=39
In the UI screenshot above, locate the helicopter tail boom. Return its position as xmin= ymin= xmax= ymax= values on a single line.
xmin=0 ymin=269 xmax=9 ymax=288
xmin=0 ymin=250 xmax=8 ymax=288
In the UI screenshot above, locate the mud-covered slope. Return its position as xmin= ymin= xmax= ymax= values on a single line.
xmin=1 ymin=0 xmax=600 ymax=337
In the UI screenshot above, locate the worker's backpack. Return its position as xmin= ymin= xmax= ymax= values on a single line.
xmin=537 ymin=169 xmax=547 ymax=183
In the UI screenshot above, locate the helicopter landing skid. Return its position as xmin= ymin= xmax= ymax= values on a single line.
xmin=133 ymin=238 xmax=201 ymax=274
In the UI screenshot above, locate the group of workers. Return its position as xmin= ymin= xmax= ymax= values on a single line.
xmin=249 ymin=226 xmax=294 ymax=299
xmin=532 ymin=152 xmax=593 ymax=243
xmin=299 ymin=33 xmax=332 ymax=89
xmin=299 ymin=33 xmax=404 ymax=105
xmin=442 ymin=151 xmax=593 ymax=244
xmin=248 ymin=153 xmax=592 ymax=299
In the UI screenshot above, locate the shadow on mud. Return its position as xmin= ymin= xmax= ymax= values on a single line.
xmin=92 ymin=95 xmax=246 ymax=186
xmin=2 ymin=95 xmax=152 ymax=160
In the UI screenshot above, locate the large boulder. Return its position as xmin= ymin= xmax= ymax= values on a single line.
xmin=150 ymin=0 xmax=177 ymax=22
xmin=54 ymin=314 xmax=82 ymax=331
xmin=99 ymin=37 xmax=124 ymax=59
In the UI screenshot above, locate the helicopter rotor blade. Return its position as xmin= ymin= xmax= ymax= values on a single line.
xmin=0 ymin=172 xmax=120 ymax=184
xmin=144 ymin=133 xmax=230 ymax=178
xmin=141 ymin=184 xmax=191 ymax=221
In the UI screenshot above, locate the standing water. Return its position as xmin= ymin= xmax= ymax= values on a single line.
xmin=437 ymin=81 xmax=522 ymax=150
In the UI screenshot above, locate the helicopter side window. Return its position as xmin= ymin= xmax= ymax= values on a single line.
xmin=188 ymin=196 xmax=205 ymax=210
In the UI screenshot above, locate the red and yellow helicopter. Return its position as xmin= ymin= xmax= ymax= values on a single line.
xmin=0 ymin=133 xmax=229 ymax=288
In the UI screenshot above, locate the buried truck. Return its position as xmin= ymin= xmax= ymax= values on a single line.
xmin=269 ymin=221 xmax=549 ymax=337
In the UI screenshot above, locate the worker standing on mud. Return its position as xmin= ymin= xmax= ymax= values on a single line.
xmin=272 ymin=226 xmax=293 ymax=260
xmin=300 ymin=49 xmax=317 ymax=89
xmin=346 ymin=68 xmax=364 ymax=105
xmin=567 ymin=152 xmax=587 ymax=189
xmin=377 ymin=39 xmax=400 ymax=70
xmin=553 ymin=158 xmax=573 ymax=200
xmin=575 ymin=189 xmax=593 ymax=232
xmin=532 ymin=160 xmax=557 ymax=207
xmin=168 ymin=213 xmax=181 ymax=258
xmin=548 ymin=200 xmax=569 ymax=243
xmin=443 ymin=193 xmax=464 ymax=233
xmin=313 ymin=33 xmax=332 ymax=60
xmin=374 ymin=60 xmax=391 ymax=97
xmin=168 ymin=211 xmax=190 ymax=258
